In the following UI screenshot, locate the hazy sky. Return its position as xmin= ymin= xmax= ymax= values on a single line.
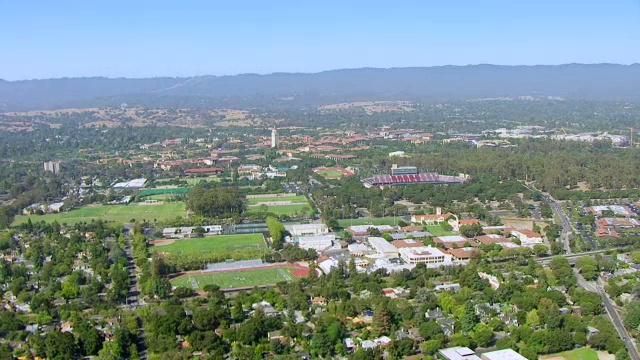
xmin=1 ymin=0 xmax=639 ymax=80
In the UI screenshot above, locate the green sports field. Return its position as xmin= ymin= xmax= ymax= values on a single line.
xmin=338 ymin=217 xmax=403 ymax=227
xmin=13 ymin=202 xmax=187 ymax=226
xmin=246 ymin=195 xmax=308 ymax=205
xmin=316 ymin=170 xmax=344 ymax=179
xmin=137 ymin=188 xmax=191 ymax=197
xmin=171 ymin=267 xmax=296 ymax=289
xmin=152 ymin=234 xmax=266 ymax=254
xmin=246 ymin=203 xmax=312 ymax=216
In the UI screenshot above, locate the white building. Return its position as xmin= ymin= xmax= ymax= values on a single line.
xmin=318 ymin=257 xmax=339 ymax=274
xmin=439 ymin=347 xmax=481 ymax=360
xmin=113 ymin=178 xmax=147 ymax=189
xmin=43 ymin=161 xmax=60 ymax=175
xmin=510 ymin=229 xmax=543 ymax=247
xmin=399 ymin=246 xmax=452 ymax=266
xmin=368 ymin=237 xmax=399 ymax=258
xmin=388 ymin=151 xmax=406 ymax=157
xmin=297 ymin=234 xmax=335 ymax=251
xmin=162 ymin=225 xmax=223 ymax=239
xmin=481 ymin=349 xmax=528 ymax=360
xmin=285 ymin=224 xmax=329 ymax=237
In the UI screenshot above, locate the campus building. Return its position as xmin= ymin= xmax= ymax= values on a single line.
xmin=296 ymin=234 xmax=335 ymax=252
xmin=368 ymin=237 xmax=400 ymax=258
xmin=399 ymin=246 xmax=452 ymax=266
xmin=285 ymin=224 xmax=329 ymax=237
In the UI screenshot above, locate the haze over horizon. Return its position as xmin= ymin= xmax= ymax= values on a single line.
xmin=1 ymin=0 xmax=639 ymax=81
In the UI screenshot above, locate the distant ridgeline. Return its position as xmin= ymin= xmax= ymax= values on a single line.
xmin=1 ymin=64 xmax=640 ymax=111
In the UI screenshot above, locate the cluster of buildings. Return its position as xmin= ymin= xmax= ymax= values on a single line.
xmin=586 ymin=204 xmax=640 ymax=238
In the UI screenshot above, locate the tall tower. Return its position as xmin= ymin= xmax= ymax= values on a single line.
xmin=271 ymin=128 xmax=279 ymax=148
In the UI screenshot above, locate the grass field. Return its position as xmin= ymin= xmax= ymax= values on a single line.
xmin=246 ymin=203 xmax=312 ymax=216
xmin=152 ymin=234 xmax=266 ymax=254
xmin=316 ymin=170 xmax=344 ymax=179
xmin=185 ymin=176 xmax=224 ymax=185
xmin=247 ymin=196 xmax=308 ymax=205
xmin=425 ymin=225 xmax=456 ymax=236
xmin=541 ymin=348 xmax=600 ymax=360
xmin=143 ymin=194 xmax=184 ymax=201
xmin=338 ymin=217 xmax=403 ymax=227
xmin=171 ymin=267 xmax=296 ymax=289
xmin=137 ymin=188 xmax=191 ymax=197
xmin=13 ymin=202 xmax=186 ymax=226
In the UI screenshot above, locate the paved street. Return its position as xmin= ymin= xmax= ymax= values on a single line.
xmin=576 ymin=272 xmax=640 ymax=360
xmin=123 ymin=226 xmax=148 ymax=360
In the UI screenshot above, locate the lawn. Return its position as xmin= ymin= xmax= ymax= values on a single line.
xmin=246 ymin=203 xmax=312 ymax=216
xmin=316 ymin=170 xmax=344 ymax=179
xmin=171 ymin=267 xmax=296 ymax=289
xmin=13 ymin=202 xmax=187 ymax=226
xmin=338 ymin=217 xmax=403 ymax=227
xmin=152 ymin=234 xmax=266 ymax=255
xmin=246 ymin=196 xmax=308 ymax=205
xmin=425 ymin=225 xmax=456 ymax=237
xmin=541 ymin=348 xmax=599 ymax=360
xmin=185 ymin=176 xmax=224 ymax=185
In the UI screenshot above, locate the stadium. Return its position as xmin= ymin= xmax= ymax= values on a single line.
xmin=362 ymin=165 xmax=468 ymax=188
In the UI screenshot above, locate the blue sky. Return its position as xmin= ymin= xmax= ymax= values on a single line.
xmin=0 ymin=0 xmax=639 ymax=80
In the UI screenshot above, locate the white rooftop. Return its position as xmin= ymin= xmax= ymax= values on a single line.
xmin=286 ymin=223 xmax=328 ymax=231
xmin=436 ymin=235 xmax=467 ymax=242
xmin=368 ymin=237 xmax=398 ymax=254
xmin=400 ymin=246 xmax=448 ymax=258
xmin=481 ymin=349 xmax=528 ymax=360
xmin=439 ymin=347 xmax=481 ymax=360
xmin=113 ymin=178 xmax=147 ymax=188
xmin=349 ymin=224 xmax=396 ymax=233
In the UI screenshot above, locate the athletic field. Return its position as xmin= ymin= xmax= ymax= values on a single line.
xmin=246 ymin=195 xmax=308 ymax=205
xmin=171 ymin=266 xmax=306 ymax=290
xmin=315 ymin=170 xmax=344 ymax=179
xmin=246 ymin=203 xmax=312 ymax=216
xmin=13 ymin=202 xmax=186 ymax=226
xmin=338 ymin=217 xmax=403 ymax=227
xmin=541 ymin=348 xmax=602 ymax=360
xmin=151 ymin=234 xmax=266 ymax=255
xmin=137 ymin=188 xmax=191 ymax=197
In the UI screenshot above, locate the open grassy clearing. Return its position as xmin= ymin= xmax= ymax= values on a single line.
xmin=171 ymin=267 xmax=296 ymax=289
xmin=338 ymin=217 xmax=403 ymax=227
xmin=425 ymin=225 xmax=456 ymax=237
xmin=246 ymin=203 xmax=312 ymax=216
xmin=13 ymin=202 xmax=186 ymax=226
xmin=152 ymin=234 xmax=265 ymax=254
xmin=246 ymin=195 xmax=308 ymax=205
xmin=541 ymin=348 xmax=601 ymax=360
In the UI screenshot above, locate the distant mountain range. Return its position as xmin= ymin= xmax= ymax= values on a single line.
xmin=1 ymin=64 xmax=640 ymax=111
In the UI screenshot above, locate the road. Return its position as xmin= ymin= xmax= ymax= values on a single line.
xmin=534 ymin=249 xmax=609 ymax=264
xmin=576 ymin=272 xmax=640 ymax=360
xmin=548 ymin=199 xmax=574 ymax=254
xmin=123 ymin=226 xmax=148 ymax=360
xmin=520 ymin=181 xmax=573 ymax=254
